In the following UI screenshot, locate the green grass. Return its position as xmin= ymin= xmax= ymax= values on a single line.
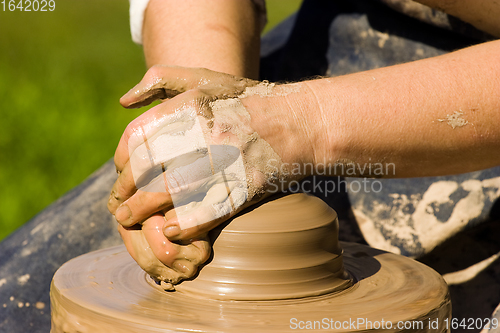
xmin=263 ymin=0 xmax=302 ymax=34
xmin=0 ymin=0 xmax=302 ymax=241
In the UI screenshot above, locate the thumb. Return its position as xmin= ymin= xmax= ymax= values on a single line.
xmin=120 ymin=65 xmax=258 ymax=109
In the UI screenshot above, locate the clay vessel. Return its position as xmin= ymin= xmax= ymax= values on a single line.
xmin=175 ymin=194 xmax=352 ymax=300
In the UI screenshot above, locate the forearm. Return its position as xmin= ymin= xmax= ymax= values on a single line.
xmin=245 ymin=40 xmax=500 ymax=178
xmin=415 ymin=0 xmax=500 ymax=38
xmin=142 ymin=0 xmax=261 ymax=78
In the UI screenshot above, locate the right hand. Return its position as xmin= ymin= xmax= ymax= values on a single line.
xmin=108 ymin=66 xmax=312 ymax=284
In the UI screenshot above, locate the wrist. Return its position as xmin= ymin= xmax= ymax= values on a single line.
xmin=240 ymin=83 xmax=320 ymax=177
xmin=299 ymin=78 xmax=350 ymax=176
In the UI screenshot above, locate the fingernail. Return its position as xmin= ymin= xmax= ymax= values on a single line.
xmin=163 ymin=225 xmax=181 ymax=239
xmin=120 ymin=86 xmax=139 ymax=105
xmin=115 ymin=205 xmax=132 ymax=224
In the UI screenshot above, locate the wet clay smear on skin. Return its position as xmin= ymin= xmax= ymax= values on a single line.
xmin=438 ymin=111 xmax=469 ymax=129
xmin=208 ymin=98 xmax=288 ymax=201
xmin=238 ymin=81 xmax=301 ymax=98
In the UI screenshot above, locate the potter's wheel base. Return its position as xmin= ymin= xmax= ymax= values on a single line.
xmin=50 ymin=243 xmax=450 ymax=333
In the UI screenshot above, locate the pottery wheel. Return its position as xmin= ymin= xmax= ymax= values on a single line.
xmin=51 ymin=194 xmax=451 ymax=332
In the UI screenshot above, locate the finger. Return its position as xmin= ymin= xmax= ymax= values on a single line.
xmin=119 ymin=133 xmax=185 ymax=196
xmin=112 ymin=141 xmax=214 ymax=225
xmin=163 ymin=207 xmax=231 ymax=241
xmin=164 ymin=179 xmax=247 ymax=240
xmin=176 ymin=238 xmax=211 ymax=265
xmin=115 ymin=165 xmax=223 ymax=228
xmin=111 ymin=107 xmax=213 ymax=222
xmin=120 ymin=66 xmax=207 ymax=108
xmin=111 ymin=110 xmax=217 ymax=224
xmin=142 ymin=216 xmax=211 ymax=277
xmin=118 ymin=223 xmax=184 ymax=283
xmin=171 ymin=260 xmax=196 ymax=278
xmin=108 ymin=162 xmax=136 ymax=215
xmin=142 ymin=215 xmax=180 ymax=267
xmin=115 ymin=188 xmax=173 ymax=227
xmin=114 ymin=90 xmax=208 ymax=172
xmin=117 ymin=224 xmax=138 ymax=261
xmin=114 ymin=102 xmax=172 ymax=172
xmin=120 ymin=65 xmax=257 ymax=109
xmin=108 ymin=155 xmax=173 ymax=220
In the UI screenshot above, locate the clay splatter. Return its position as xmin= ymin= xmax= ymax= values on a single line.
xmin=438 ymin=111 xmax=469 ymax=129
xmin=17 ymin=274 xmax=30 ymax=286
xmin=354 ymin=176 xmax=500 ymax=256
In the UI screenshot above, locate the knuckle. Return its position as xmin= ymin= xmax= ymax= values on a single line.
xmin=198 ymin=244 xmax=211 ymax=263
xmin=185 ymin=88 xmax=205 ymax=99
xmin=107 ymin=196 xmax=116 ymax=213
xmin=107 ymin=189 xmax=122 ymax=212
xmin=110 ymin=188 xmax=121 ymax=201
xmin=123 ymin=119 xmax=139 ymax=140
xmin=146 ymin=65 xmax=167 ymax=83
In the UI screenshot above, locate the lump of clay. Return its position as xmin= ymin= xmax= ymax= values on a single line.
xmin=176 ymin=193 xmax=352 ymax=300
xmin=120 ymin=193 xmax=350 ymax=298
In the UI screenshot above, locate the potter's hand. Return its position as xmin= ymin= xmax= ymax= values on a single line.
xmin=108 ymin=66 xmax=301 ymax=243
xmin=117 ymin=215 xmax=210 ymax=286
xmin=108 ymin=66 xmax=314 ymax=283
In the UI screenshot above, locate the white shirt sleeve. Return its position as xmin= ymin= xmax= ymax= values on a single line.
xmin=129 ymin=0 xmax=151 ymax=44
xmin=129 ymin=0 xmax=267 ymax=45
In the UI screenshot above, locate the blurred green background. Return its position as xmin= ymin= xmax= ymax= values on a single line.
xmin=0 ymin=0 xmax=301 ymax=241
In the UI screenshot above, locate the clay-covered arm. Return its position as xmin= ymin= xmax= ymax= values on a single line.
xmin=244 ymin=40 xmax=500 ymax=178
xmin=414 ymin=0 xmax=500 ymax=37
xmin=109 ymin=40 xmax=499 ymax=246
xmin=142 ymin=0 xmax=261 ymax=78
